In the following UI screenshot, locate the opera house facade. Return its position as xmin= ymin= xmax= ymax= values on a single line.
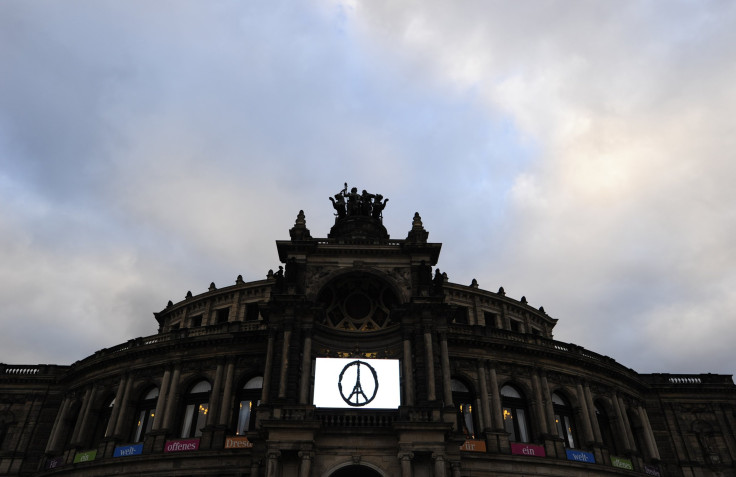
xmin=1 ymin=187 xmax=735 ymax=477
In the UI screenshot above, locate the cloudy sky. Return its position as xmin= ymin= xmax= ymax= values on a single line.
xmin=1 ymin=1 xmax=734 ymax=375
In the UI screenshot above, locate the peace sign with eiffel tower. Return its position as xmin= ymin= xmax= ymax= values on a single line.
xmin=337 ymin=360 xmax=379 ymax=406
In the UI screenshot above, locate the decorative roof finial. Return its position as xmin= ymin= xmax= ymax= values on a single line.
xmin=406 ymin=212 xmax=429 ymax=243
xmin=289 ymin=210 xmax=312 ymax=241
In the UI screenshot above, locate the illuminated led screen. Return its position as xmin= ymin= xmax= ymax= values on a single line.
xmin=313 ymin=358 xmax=400 ymax=409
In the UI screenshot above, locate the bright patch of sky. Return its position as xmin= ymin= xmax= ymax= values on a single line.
xmin=1 ymin=0 xmax=735 ymax=375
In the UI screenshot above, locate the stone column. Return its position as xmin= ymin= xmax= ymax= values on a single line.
xmin=207 ymin=361 xmax=225 ymax=426
xmin=162 ymin=364 xmax=181 ymax=431
xmin=531 ymin=373 xmax=548 ymax=435
xmin=439 ymin=332 xmax=453 ymax=406
xmin=266 ymin=450 xmax=281 ymax=477
xmin=299 ymin=332 xmax=312 ymax=404
xmin=478 ymin=361 xmax=492 ymax=431
xmin=540 ymin=373 xmax=557 ymax=435
xmin=152 ymin=369 xmax=171 ymax=431
xmin=298 ymin=451 xmax=313 ymax=477
xmin=618 ymin=395 xmax=636 ymax=451
xmin=424 ymin=327 xmax=436 ymax=401
xmin=403 ymin=335 xmax=415 ymax=405
xmin=488 ymin=364 xmax=503 ymax=429
xmin=261 ymin=331 xmax=276 ymax=403
xmin=399 ymin=452 xmax=414 ymax=477
xmin=46 ymin=396 xmax=71 ymax=453
xmin=114 ymin=375 xmax=135 ymax=437
xmin=575 ymin=383 xmax=595 ymax=444
xmin=76 ymin=385 xmax=98 ymax=445
xmin=219 ymin=360 xmax=236 ymax=426
xmin=433 ymin=453 xmax=447 ymax=477
xmin=716 ymin=405 xmax=736 ymax=463
xmin=610 ymin=394 xmax=631 ymax=450
xmin=278 ymin=329 xmax=292 ymax=399
xmin=584 ymin=384 xmax=602 ymax=442
xmin=638 ymin=405 xmax=660 ymax=460
xmin=105 ymin=375 xmax=127 ymax=437
xmin=451 ymin=461 xmax=461 ymax=477
xmin=69 ymin=387 xmax=92 ymax=445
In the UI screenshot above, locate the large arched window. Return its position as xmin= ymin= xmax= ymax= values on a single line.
xmin=552 ymin=392 xmax=578 ymax=448
xmin=131 ymin=388 xmax=159 ymax=442
xmin=501 ymin=385 xmax=530 ymax=443
xmin=595 ymin=400 xmax=619 ymax=454
xmin=235 ymin=376 xmax=263 ymax=435
xmin=181 ymin=380 xmax=211 ymax=438
xmin=452 ymin=379 xmax=476 ymax=438
xmin=91 ymin=396 xmax=115 ymax=444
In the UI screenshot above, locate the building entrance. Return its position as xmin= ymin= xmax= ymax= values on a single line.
xmin=329 ymin=464 xmax=383 ymax=477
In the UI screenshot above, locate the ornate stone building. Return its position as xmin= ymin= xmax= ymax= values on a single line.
xmin=1 ymin=186 xmax=735 ymax=477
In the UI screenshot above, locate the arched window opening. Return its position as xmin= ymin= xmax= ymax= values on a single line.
xmin=235 ymin=376 xmax=263 ymax=435
xmin=452 ymin=379 xmax=476 ymax=438
xmin=595 ymin=401 xmax=618 ymax=455
xmin=91 ymin=396 xmax=115 ymax=444
xmin=181 ymin=380 xmax=211 ymax=438
xmin=628 ymin=409 xmax=646 ymax=455
xmin=552 ymin=392 xmax=577 ymax=448
xmin=501 ymin=385 xmax=530 ymax=443
xmin=132 ymin=388 xmax=158 ymax=442
xmin=330 ymin=464 xmax=383 ymax=477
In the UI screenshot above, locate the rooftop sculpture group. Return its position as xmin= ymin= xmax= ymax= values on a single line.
xmin=330 ymin=183 xmax=388 ymax=221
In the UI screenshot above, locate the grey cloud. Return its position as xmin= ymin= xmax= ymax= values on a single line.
xmin=1 ymin=0 xmax=734 ymax=376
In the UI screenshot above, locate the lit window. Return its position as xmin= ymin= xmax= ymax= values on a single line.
xmin=235 ymin=376 xmax=263 ymax=434
xmin=501 ymin=385 xmax=529 ymax=442
xmin=452 ymin=379 xmax=476 ymax=438
xmin=552 ymin=392 xmax=577 ymax=448
xmin=180 ymin=380 xmax=211 ymax=438
xmin=132 ymin=388 xmax=159 ymax=442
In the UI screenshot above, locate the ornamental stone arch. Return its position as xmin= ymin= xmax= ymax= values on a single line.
xmin=550 ymin=385 xmax=581 ymax=409
xmin=322 ymin=461 xmax=386 ymax=477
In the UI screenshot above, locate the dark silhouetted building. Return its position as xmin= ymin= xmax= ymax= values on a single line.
xmin=1 ymin=188 xmax=735 ymax=476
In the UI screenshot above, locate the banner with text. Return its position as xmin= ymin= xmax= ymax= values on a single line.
xmin=511 ymin=443 xmax=546 ymax=457
xmin=114 ymin=444 xmax=144 ymax=457
xmin=73 ymin=450 xmax=97 ymax=464
xmin=164 ymin=439 xmax=200 ymax=453
xmin=460 ymin=440 xmax=486 ymax=452
xmin=565 ymin=449 xmax=595 ymax=463
xmin=644 ymin=464 xmax=661 ymax=476
xmin=611 ymin=455 xmax=633 ymax=470
xmin=225 ymin=436 xmax=254 ymax=449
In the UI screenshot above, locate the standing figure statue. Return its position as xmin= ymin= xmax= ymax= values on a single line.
xmin=361 ymin=190 xmax=374 ymax=216
xmin=371 ymin=195 xmax=388 ymax=220
xmin=347 ymin=187 xmax=361 ymax=216
xmin=329 ymin=194 xmax=346 ymax=218
xmin=331 ymin=183 xmax=389 ymax=222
